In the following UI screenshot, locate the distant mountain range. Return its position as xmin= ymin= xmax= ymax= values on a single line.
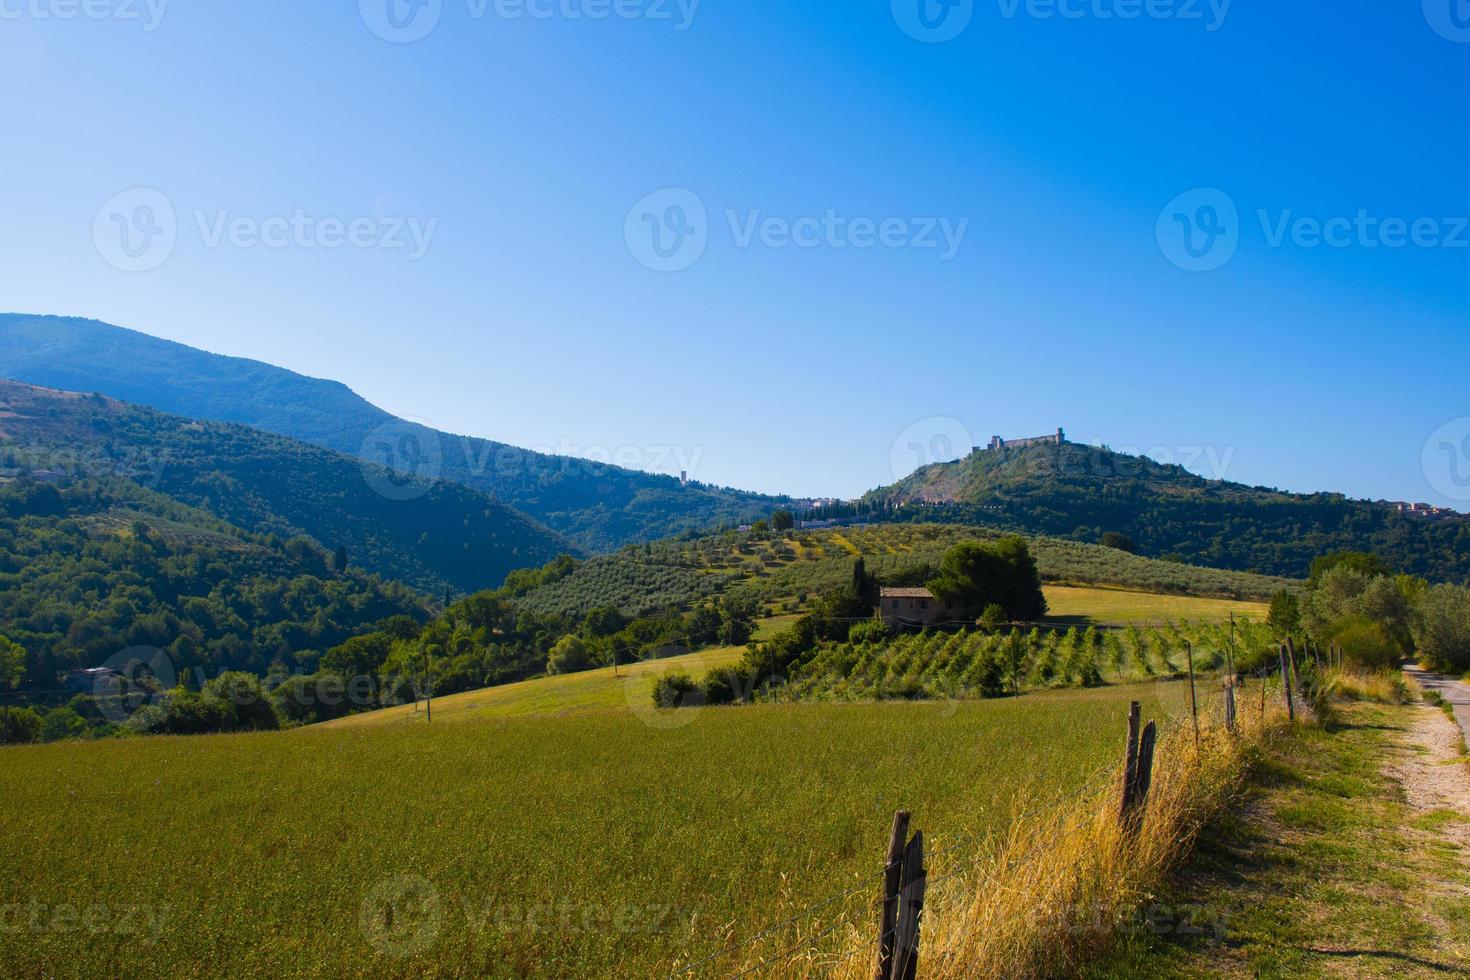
xmin=0 ymin=380 xmax=568 ymax=595
xmin=0 ymin=314 xmax=783 ymax=552
xmin=4 ymin=313 xmax=1468 ymax=585
xmin=863 ymin=440 xmax=1470 ymax=581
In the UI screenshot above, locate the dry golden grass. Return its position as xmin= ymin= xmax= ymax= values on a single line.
xmin=1330 ymin=667 xmax=1412 ymax=705
xmin=745 ymin=685 xmax=1288 ymax=979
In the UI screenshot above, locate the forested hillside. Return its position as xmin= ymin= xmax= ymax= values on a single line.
xmin=0 ymin=315 xmax=783 ymax=550
xmin=862 ymin=441 xmax=1470 ymax=581
xmin=0 ymin=474 xmax=428 ymax=704
xmin=0 ymin=380 xmax=569 ymax=594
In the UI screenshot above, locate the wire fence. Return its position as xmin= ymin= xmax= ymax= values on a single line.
xmin=665 ymin=647 xmax=1301 ymax=978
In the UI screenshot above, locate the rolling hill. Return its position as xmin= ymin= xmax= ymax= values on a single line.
xmin=0 ymin=314 xmax=785 ymax=551
xmin=860 ymin=440 xmax=1470 ymax=581
xmin=0 ymin=471 xmax=430 ymax=703
xmin=0 ymin=380 xmax=569 ymax=595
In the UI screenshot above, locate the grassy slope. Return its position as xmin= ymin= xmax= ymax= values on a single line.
xmin=0 ymin=682 xmax=1189 ymax=978
xmin=331 ymin=588 xmax=1258 ymax=731
xmin=321 ymin=646 xmax=747 ymax=728
xmin=1091 ymin=699 xmax=1470 ymax=978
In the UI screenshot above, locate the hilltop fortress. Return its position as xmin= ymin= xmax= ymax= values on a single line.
xmin=980 ymin=428 xmax=1066 ymax=452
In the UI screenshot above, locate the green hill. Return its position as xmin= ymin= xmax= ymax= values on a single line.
xmin=0 ymin=380 xmax=569 ymax=595
xmin=0 ymin=314 xmax=784 ymax=551
xmin=503 ymin=522 xmax=1293 ymax=623
xmin=0 ymin=472 xmax=429 ymax=705
xmin=860 ymin=440 xmax=1470 ymax=581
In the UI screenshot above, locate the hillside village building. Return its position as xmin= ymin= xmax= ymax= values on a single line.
xmin=878 ymin=587 xmax=967 ymax=628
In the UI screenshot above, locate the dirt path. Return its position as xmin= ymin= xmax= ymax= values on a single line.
xmin=1383 ymin=699 xmax=1470 ymax=859
xmin=1089 ymin=699 xmax=1470 ymax=978
xmin=1406 ymin=665 xmax=1470 ymax=744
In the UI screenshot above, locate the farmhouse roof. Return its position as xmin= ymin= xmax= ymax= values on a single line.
xmin=880 ymin=587 xmax=935 ymax=599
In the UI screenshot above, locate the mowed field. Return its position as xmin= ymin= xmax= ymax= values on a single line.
xmin=0 ymin=680 xmax=1191 ymax=977
xmin=1041 ymin=585 xmax=1269 ymax=625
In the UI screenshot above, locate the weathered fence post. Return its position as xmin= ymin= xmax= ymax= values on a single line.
xmin=1185 ymin=642 xmax=1200 ymax=748
xmin=891 ymin=830 xmax=926 ymax=980
xmin=1279 ymin=644 xmax=1295 ymax=722
xmin=1285 ymin=637 xmax=1301 ymax=700
xmin=1120 ymin=701 xmax=1142 ymax=820
xmin=1121 ymin=709 xmax=1157 ymax=834
xmin=1135 ymin=721 xmax=1157 ymax=812
xmin=1224 ymin=678 xmax=1237 ymax=734
xmin=874 ymin=810 xmax=910 ymax=980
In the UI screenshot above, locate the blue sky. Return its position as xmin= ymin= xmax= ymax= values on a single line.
xmin=2 ymin=1 xmax=1469 ymax=505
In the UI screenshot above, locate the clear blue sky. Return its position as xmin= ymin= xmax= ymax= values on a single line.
xmin=3 ymin=2 xmax=1468 ymax=505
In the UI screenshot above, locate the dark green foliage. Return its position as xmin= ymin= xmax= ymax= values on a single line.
xmin=129 ymin=673 xmax=281 ymax=736
xmin=1309 ymin=551 xmax=1389 ymax=586
xmin=546 ymin=635 xmax=593 ymax=675
xmin=700 ymin=666 xmax=752 ymax=706
xmin=270 ymin=673 xmax=357 ymax=726
xmin=1101 ymin=531 xmax=1136 ymax=553
xmin=0 ymin=476 xmax=427 ymax=717
xmin=0 ymin=378 xmax=570 ymax=595
xmin=860 ymin=442 xmax=1470 ymax=582
xmin=0 ymin=706 xmax=41 ymax=744
xmin=1412 ymin=584 xmax=1470 ymax=673
xmin=1268 ymin=590 xmax=1302 ymax=636
xmin=0 ymin=315 xmax=786 ymax=553
xmin=650 ymin=672 xmax=701 ymax=709
xmin=771 ymin=509 xmax=794 ymax=531
xmin=927 ymin=537 xmax=1047 ymax=621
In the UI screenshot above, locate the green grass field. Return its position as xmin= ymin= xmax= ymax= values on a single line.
xmin=1 ymin=681 xmax=1190 ymax=977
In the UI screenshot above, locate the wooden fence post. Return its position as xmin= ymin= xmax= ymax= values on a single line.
xmin=1224 ymin=678 xmax=1237 ymax=734
xmin=1279 ymin=644 xmax=1295 ymax=722
xmin=1185 ymin=642 xmax=1200 ymax=748
xmin=1120 ymin=701 xmax=1141 ymax=820
xmin=1285 ymin=637 xmax=1301 ymax=699
xmin=874 ymin=811 xmax=910 ymax=980
xmin=891 ymin=830 xmax=926 ymax=980
xmin=1135 ymin=722 xmax=1157 ymax=812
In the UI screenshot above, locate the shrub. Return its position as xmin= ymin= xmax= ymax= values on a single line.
xmin=651 ymin=672 xmax=702 ymax=710
xmin=0 ymin=706 xmax=41 ymax=745
xmin=546 ymin=635 xmax=593 ymax=675
xmin=39 ymin=707 xmax=88 ymax=742
xmin=1330 ymin=615 xmax=1400 ymax=671
xmin=701 ymin=667 xmax=752 ymax=706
